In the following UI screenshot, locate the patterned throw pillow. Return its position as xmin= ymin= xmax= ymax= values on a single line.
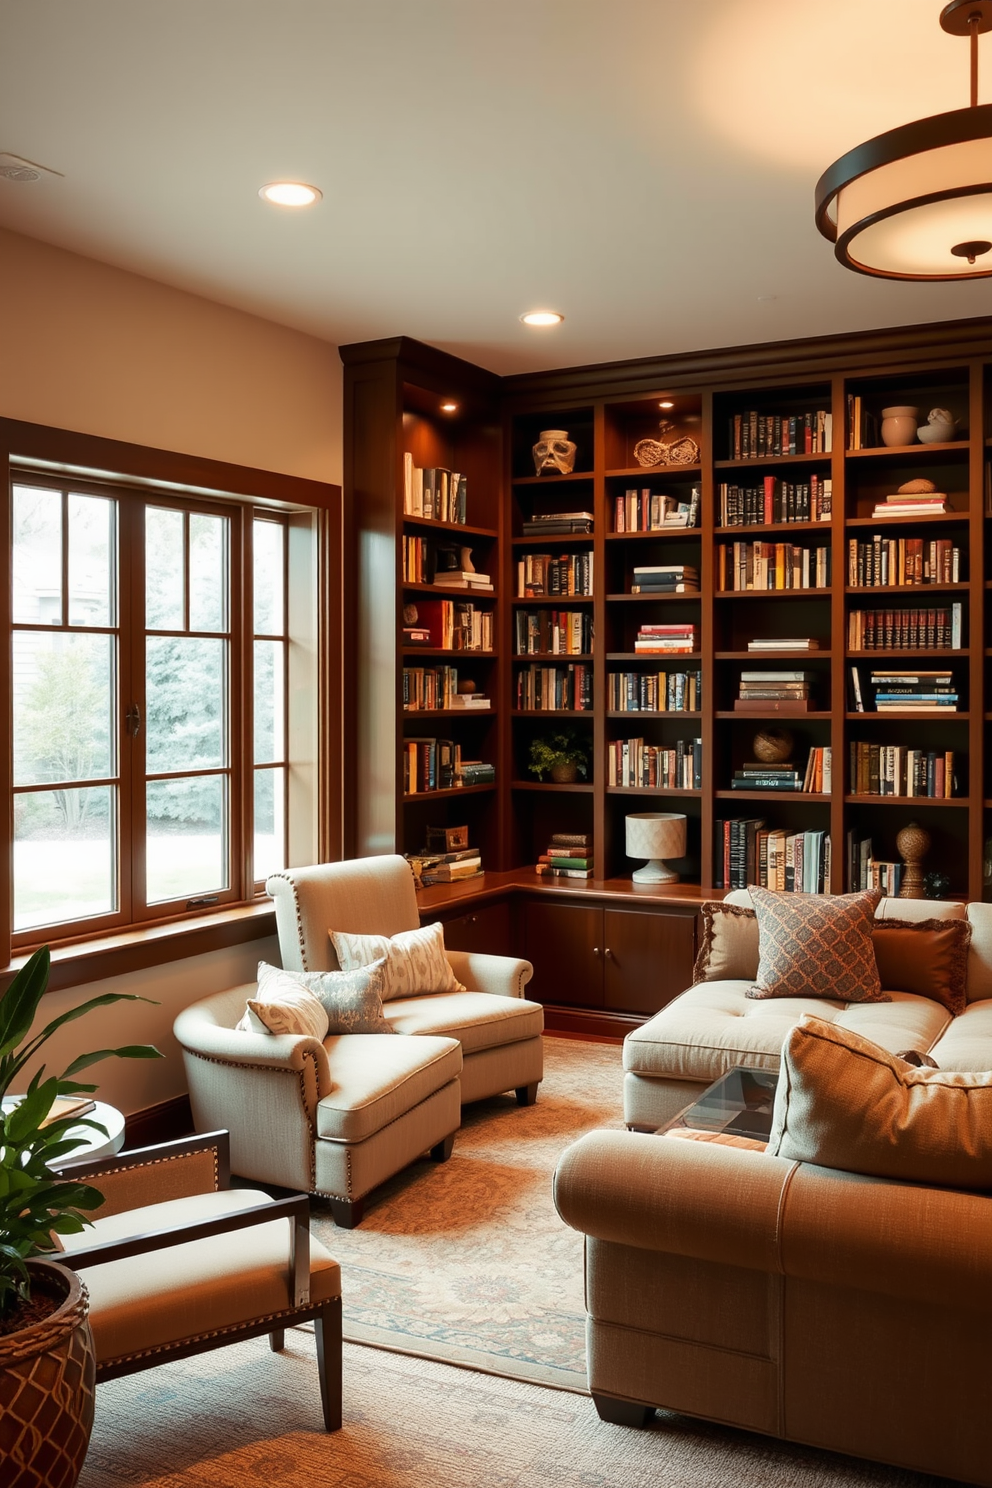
xmin=238 ymin=961 xmax=394 ymax=1035
xmin=747 ymin=886 xmax=888 ymax=1002
xmin=329 ymin=920 xmax=465 ymax=1003
xmin=238 ymin=962 xmax=330 ymax=1039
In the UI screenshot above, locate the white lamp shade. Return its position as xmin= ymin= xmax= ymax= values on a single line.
xmin=625 ymin=813 xmax=687 ymax=883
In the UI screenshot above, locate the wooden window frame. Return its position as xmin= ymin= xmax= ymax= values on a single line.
xmin=1 ymin=418 xmax=342 ymax=982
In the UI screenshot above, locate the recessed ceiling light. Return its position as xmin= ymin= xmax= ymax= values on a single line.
xmin=520 ymin=310 xmax=564 ymax=327
xmin=658 ymin=400 xmax=675 ymax=409
xmin=440 ymin=401 xmax=458 ymax=413
xmin=259 ymin=182 xmax=322 ymax=208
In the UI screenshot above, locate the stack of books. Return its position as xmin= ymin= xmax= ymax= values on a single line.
xmin=613 ymin=488 xmax=699 ymax=532
xmin=408 ymin=847 xmax=483 ymax=886
xmin=522 ymin=511 xmax=593 ymax=536
xmin=731 ymin=760 xmax=803 ymax=792
xmin=433 ymin=568 xmax=493 ymax=592
xmin=747 ymin=637 xmax=819 ymax=652
xmin=849 ymin=743 xmax=956 ymax=797
xmin=536 ymin=833 xmax=593 ymax=880
xmin=402 ymin=455 xmax=468 ymax=523
xmin=870 ymin=669 xmax=958 ymax=712
xmin=402 ymin=623 xmax=432 ymax=646
xmin=630 ymin=564 xmax=699 ymax=594
xmin=607 ymin=737 xmax=702 ymax=789
xmin=457 ymin=759 xmax=496 ymax=786
xmin=633 ymin=623 xmax=696 ymax=654
xmin=871 ymin=491 xmax=952 ymax=518
xmin=449 ymin=689 xmax=490 ymax=710
xmin=734 ymin=670 xmax=814 ymax=712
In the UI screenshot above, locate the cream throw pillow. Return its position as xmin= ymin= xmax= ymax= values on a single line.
xmin=236 ymin=962 xmax=330 ymax=1040
xmin=330 ymin=920 xmax=465 ymax=1002
xmin=767 ymin=1015 xmax=992 ymax=1193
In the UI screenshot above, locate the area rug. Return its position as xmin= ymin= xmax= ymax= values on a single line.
xmin=77 ymin=1330 xmax=956 ymax=1488
xmin=310 ymin=1034 xmax=625 ymax=1391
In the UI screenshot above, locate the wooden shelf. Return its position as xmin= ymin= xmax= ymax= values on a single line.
xmin=845 ymin=441 xmax=969 ymax=458
xmin=845 ymin=794 xmax=967 ymax=807
xmin=402 ymin=647 xmax=497 ymax=658
xmin=715 ymin=710 xmax=831 ymax=719
xmin=402 ymin=708 xmax=496 ymax=718
xmin=715 ymin=452 xmax=831 ymax=470
xmin=511 ymin=595 xmax=593 ymax=605
xmin=511 ymin=779 xmax=594 ymax=792
xmin=607 ymin=710 xmax=702 ymax=719
xmin=605 ymin=465 xmax=701 ymax=479
xmin=608 ymin=591 xmax=700 ymax=603
xmin=606 ymin=528 xmax=702 ymax=540
xmin=715 ymin=588 xmax=831 ymax=599
xmin=401 ymin=516 xmax=497 ymax=538
xmin=514 ymin=652 xmax=594 ymax=661
xmin=715 ymin=650 xmax=825 ymax=660
xmin=845 ymin=711 xmax=968 ymax=720
xmin=606 ymin=786 xmax=702 ymax=796
xmin=846 ymin=511 xmax=969 ymax=527
xmin=512 ymin=709 xmax=593 ymax=718
xmin=845 ymin=583 xmax=968 ymax=595
xmin=512 ymin=533 xmax=594 ymax=546
xmin=714 ymin=789 xmax=831 ymax=802
xmin=847 ymin=649 xmax=965 ymax=658
xmin=404 ymin=783 xmax=497 ymax=802
xmin=512 ymin=471 xmax=594 ymax=486
xmin=607 ymin=651 xmax=701 ymax=662
xmin=714 ymin=520 xmax=831 ymax=536
xmin=402 ymin=581 xmax=497 ymax=597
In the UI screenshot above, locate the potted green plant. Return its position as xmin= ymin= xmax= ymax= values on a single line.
xmin=0 ymin=946 xmax=163 ymax=1488
xmin=528 ymin=726 xmax=591 ymax=784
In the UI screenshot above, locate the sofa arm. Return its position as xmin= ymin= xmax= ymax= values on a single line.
xmin=445 ymin=949 xmax=533 ymax=999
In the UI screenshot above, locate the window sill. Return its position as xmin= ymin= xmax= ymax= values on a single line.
xmin=1 ymin=901 xmax=277 ymax=994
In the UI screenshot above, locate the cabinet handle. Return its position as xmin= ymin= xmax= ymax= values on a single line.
xmin=604 ymin=947 xmax=613 ymax=959
xmin=592 ymin=946 xmax=601 ymax=957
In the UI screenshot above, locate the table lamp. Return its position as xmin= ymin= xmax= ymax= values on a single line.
xmin=625 ymin=812 xmax=687 ymax=883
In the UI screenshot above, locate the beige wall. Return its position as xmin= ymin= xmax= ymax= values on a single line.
xmin=2 ymin=228 xmax=343 ymax=1117
xmin=0 ymin=227 xmax=342 ymax=484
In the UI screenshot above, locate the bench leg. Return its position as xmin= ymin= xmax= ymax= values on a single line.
xmin=515 ymin=1081 xmax=539 ymax=1107
xmin=314 ymin=1298 xmax=343 ymax=1432
xmin=269 ymin=1328 xmax=285 ymax=1352
xmin=327 ymin=1195 xmax=364 ymax=1229
xmin=592 ymin=1392 xmax=655 ymax=1427
xmin=430 ymin=1133 xmax=455 ymax=1162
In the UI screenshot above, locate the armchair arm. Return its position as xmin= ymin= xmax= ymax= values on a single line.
xmin=53 ymin=1132 xmax=230 ymax=1218
xmin=445 ymin=949 xmax=533 ymax=999
xmin=173 ymin=1002 xmax=332 ymax=1097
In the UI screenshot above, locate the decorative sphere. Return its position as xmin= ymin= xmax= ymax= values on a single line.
xmin=752 ymin=728 xmax=794 ymax=764
xmin=457 ymin=678 xmax=477 ymax=694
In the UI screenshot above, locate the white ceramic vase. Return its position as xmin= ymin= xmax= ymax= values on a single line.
xmin=880 ymin=405 xmax=919 ymax=447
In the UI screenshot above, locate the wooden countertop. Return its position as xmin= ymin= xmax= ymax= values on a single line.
xmin=417 ymin=869 xmax=724 ymax=914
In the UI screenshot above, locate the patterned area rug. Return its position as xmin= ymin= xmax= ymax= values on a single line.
xmin=310 ymin=1034 xmax=625 ymax=1391
xmin=78 ymin=1331 xmax=956 ymax=1488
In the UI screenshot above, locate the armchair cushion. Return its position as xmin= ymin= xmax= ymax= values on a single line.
xmin=330 ymin=920 xmax=465 ymax=1001
xmin=316 ymin=1033 xmax=462 ymax=1143
xmin=384 ymin=990 xmax=544 ymax=1053
xmin=768 ymin=1014 xmax=992 ymax=1192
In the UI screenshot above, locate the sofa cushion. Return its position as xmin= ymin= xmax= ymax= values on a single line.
xmin=330 ymin=920 xmax=465 ymax=1002
xmin=748 ymin=886 xmax=886 ymax=1003
xmin=317 ymin=1033 xmax=462 ymax=1143
xmin=384 ymin=990 xmax=544 ymax=1054
xmin=872 ymin=918 xmax=971 ymax=1015
xmin=966 ymin=903 xmax=992 ymax=1003
xmin=241 ymin=962 xmax=330 ymax=1040
xmin=624 ymin=982 xmax=952 ymax=1086
xmin=693 ymin=902 xmax=760 ymax=983
xmin=767 ymin=1015 xmax=992 ymax=1193
xmin=930 ymin=998 xmax=992 ymax=1072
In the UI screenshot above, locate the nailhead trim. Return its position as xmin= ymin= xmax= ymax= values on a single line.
xmin=267 ymin=870 xmax=309 ymax=970
xmin=180 ymin=1045 xmax=318 ymax=1191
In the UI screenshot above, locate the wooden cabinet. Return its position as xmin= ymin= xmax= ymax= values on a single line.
xmin=427 ymin=899 xmax=512 ymax=956
xmin=519 ymin=896 xmax=695 ymax=1018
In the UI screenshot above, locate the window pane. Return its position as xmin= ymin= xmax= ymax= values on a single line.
xmin=146 ymin=637 xmax=226 ymax=771
xmin=14 ymin=786 xmax=115 ymax=930
xmin=189 ymin=513 xmax=227 ymax=633
xmin=254 ymin=766 xmax=285 ymax=882
xmin=145 ymin=507 xmax=184 ymax=629
xmin=13 ymin=631 xmax=114 ymax=785
xmin=13 ymin=485 xmax=62 ymax=625
xmin=146 ymin=776 xmax=227 ymax=903
xmin=254 ymin=640 xmax=284 ymax=763
xmin=68 ymin=493 xmax=114 ymax=627
xmin=253 ymin=519 xmax=284 ymax=635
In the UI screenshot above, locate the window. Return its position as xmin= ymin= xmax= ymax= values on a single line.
xmin=4 ymin=432 xmax=340 ymax=960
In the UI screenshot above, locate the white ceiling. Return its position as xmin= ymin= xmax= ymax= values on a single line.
xmin=2 ymin=0 xmax=992 ymax=375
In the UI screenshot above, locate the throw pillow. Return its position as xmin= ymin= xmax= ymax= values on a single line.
xmin=240 ymin=962 xmax=330 ymax=1040
xmin=329 ymin=920 xmax=465 ymax=1002
xmin=747 ymin=886 xmax=887 ymax=1002
xmin=872 ymin=917 xmax=971 ymax=1016
xmin=767 ymin=1015 xmax=992 ymax=1192
xmin=692 ymin=901 xmax=760 ymax=983
xmin=309 ymin=959 xmax=394 ymax=1034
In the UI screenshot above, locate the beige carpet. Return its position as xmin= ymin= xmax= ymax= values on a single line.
xmin=311 ymin=1034 xmax=625 ymax=1391
xmin=78 ymin=1330 xmax=956 ymax=1488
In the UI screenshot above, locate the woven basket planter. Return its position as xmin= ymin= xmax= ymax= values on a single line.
xmin=0 ymin=1259 xmax=95 ymax=1488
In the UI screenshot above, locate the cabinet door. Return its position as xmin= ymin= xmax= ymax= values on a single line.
xmin=519 ymin=899 xmax=603 ymax=1007
xmin=602 ymin=907 xmax=696 ymax=1016
xmin=435 ymin=900 xmax=512 ymax=956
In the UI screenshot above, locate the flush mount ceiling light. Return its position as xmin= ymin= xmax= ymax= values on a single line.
xmin=519 ymin=310 xmax=564 ymax=326
xmin=658 ymin=400 xmax=675 ymax=409
xmin=258 ymin=181 xmax=322 ymax=207
xmin=440 ymin=401 xmax=458 ymax=413
xmin=815 ymin=0 xmax=992 ymax=279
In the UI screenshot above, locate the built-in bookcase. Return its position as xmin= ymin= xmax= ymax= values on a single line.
xmin=344 ymin=323 xmax=992 ymax=902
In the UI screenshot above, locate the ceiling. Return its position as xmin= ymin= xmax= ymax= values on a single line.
xmin=2 ymin=0 xmax=992 ymax=376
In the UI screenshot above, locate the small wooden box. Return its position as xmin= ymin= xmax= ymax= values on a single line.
xmin=427 ymin=824 xmax=469 ymax=851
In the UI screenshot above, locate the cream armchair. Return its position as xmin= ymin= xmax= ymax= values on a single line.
xmin=265 ymin=855 xmax=543 ymax=1107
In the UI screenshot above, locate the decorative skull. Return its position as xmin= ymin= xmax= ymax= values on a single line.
xmin=532 ymin=429 xmax=576 ymax=476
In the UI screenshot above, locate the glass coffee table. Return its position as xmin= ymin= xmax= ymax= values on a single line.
xmin=667 ymin=1065 xmax=779 ymax=1141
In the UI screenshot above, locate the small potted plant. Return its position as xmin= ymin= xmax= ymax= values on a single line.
xmin=0 ymin=946 xmax=163 ymax=1487
xmin=528 ymin=726 xmax=591 ymax=784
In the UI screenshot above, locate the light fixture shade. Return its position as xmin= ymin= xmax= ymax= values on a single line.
xmin=815 ymin=104 xmax=992 ymax=279
xmin=625 ymin=812 xmax=687 ymax=884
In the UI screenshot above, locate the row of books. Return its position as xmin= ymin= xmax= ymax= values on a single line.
xmin=870 ymin=489 xmax=953 ymax=518
xmin=849 ymin=743 xmax=957 ymax=798
xmin=404 ymin=666 xmax=461 ymax=711
xmin=731 ymin=747 xmax=831 ymax=793
xmin=848 ymin=604 xmax=963 ymax=651
xmin=536 ymin=832 xmax=593 ymax=880
xmin=607 ymin=669 xmax=702 ymax=712
xmin=402 ymin=455 xmax=468 ymax=523
xmin=718 ymin=543 xmax=830 ymax=592
xmin=402 ymin=536 xmax=492 ymax=589
xmin=850 ymin=666 xmax=958 ymax=713
xmin=728 ymin=409 xmax=832 ymax=459
xmin=848 ymin=833 xmax=902 ymax=895
xmin=718 ymin=475 xmax=832 ymax=526
xmin=515 ymin=663 xmax=592 ymax=711
xmin=409 ymin=599 xmax=494 ymax=652
xmin=846 ymin=397 xmax=880 ymax=452
xmin=607 ymin=737 xmax=702 ymax=790
xmin=514 ymin=609 xmax=593 ymax=656
xmin=630 ymin=563 xmax=699 ymax=594
xmin=403 ymin=739 xmax=495 ymax=795
xmin=407 ymin=846 xmax=483 ymax=885
xmin=734 ymin=669 xmax=814 ymax=714
xmin=847 ymin=536 xmax=961 ymax=588
xmin=522 ymin=510 xmax=593 ymax=536
xmin=634 ymin=623 xmax=696 ymax=654
xmin=714 ymin=817 xmax=831 ymax=892
xmin=613 ymin=487 xmax=700 ymax=532
xmin=517 ymin=552 xmax=593 ymax=598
